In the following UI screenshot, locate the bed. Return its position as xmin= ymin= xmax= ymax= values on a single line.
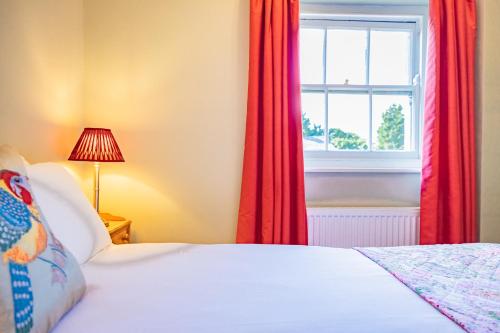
xmin=51 ymin=243 xmax=470 ymax=333
xmin=23 ymin=162 xmax=498 ymax=333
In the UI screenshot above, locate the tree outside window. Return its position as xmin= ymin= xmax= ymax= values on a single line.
xmin=302 ymin=103 xmax=404 ymax=151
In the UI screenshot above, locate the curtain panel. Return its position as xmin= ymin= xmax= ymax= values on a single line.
xmin=237 ymin=0 xmax=308 ymax=245
xmin=420 ymin=0 xmax=477 ymax=244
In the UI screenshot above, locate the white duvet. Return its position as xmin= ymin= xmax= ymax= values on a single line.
xmin=53 ymin=243 xmax=463 ymax=333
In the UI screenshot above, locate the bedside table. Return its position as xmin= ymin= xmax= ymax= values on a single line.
xmin=106 ymin=220 xmax=132 ymax=245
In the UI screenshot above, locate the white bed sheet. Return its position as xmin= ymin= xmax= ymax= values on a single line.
xmin=53 ymin=243 xmax=464 ymax=333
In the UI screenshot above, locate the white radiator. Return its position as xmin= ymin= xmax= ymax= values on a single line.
xmin=307 ymin=207 xmax=420 ymax=248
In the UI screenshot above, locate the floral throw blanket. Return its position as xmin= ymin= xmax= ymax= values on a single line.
xmin=355 ymin=243 xmax=499 ymax=333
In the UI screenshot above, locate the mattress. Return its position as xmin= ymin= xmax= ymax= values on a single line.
xmin=53 ymin=243 xmax=463 ymax=333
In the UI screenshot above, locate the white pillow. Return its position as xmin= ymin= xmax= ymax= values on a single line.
xmin=26 ymin=163 xmax=111 ymax=264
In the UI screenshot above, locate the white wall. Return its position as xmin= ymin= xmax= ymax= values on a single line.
xmin=306 ymin=173 xmax=420 ymax=207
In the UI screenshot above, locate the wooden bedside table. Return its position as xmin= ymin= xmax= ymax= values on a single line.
xmin=106 ymin=220 xmax=132 ymax=245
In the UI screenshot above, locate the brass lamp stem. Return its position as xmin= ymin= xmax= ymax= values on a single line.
xmin=94 ymin=162 xmax=100 ymax=213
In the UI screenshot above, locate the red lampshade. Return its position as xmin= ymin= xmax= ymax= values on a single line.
xmin=68 ymin=128 xmax=125 ymax=162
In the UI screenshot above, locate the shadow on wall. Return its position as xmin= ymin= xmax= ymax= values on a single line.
xmin=80 ymin=170 xmax=202 ymax=243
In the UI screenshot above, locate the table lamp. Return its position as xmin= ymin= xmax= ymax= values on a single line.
xmin=68 ymin=128 xmax=125 ymax=213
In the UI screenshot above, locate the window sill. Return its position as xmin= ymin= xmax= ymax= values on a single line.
xmin=304 ymin=158 xmax=421 ymax=174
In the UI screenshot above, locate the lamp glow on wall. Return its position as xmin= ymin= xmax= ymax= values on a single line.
xmin=68 ymin=128 xmax=125 ymax=213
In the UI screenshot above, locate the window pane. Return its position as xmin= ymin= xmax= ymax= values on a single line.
xmin=372 ymin=93 xmax=412 ymax=151
xmin=370 ymin=30 xmax=411 ymax=85
xmin=328 ymin=93 xmax=369 ymax=150
xmin=326 ymin=29 xmax=368 ymax=85
xmin=302 ymin=92 xmax=326 ymax=151
xmin=300 ymin=29 xmax=324 ymax=84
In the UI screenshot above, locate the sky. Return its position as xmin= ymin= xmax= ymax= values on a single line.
xmin=300 ymin=27 xmax=412 ymax=150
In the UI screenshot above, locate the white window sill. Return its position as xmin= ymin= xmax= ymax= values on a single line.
xmin=304 ymin=158 xmax=421 ymax=174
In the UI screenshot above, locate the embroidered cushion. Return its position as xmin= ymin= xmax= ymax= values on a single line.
xmin=0 ymin=146 xmax=86 ymax=333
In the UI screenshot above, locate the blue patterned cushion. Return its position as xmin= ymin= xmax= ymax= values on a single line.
xmin=0 ymin=148 xmax=85 ymax=333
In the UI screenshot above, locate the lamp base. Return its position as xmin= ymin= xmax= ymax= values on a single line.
xmin=94 ymin=162 xmax=100 ymax=213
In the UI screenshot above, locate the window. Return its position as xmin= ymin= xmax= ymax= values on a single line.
xmin=300 ymin=8 xmax=425 ymax=172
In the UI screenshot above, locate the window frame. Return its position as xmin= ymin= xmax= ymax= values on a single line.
xmin=300 ymin=4 xmax=427 ymax=173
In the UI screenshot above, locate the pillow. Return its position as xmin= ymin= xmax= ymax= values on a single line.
xmin=27 ymin=163 xmax=112 ymax=264
xmin=0 ymin=146 xmax=86 ymax=333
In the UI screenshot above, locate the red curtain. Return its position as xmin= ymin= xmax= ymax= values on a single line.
xmin=237 ymin=0 xmax=307 ymax=245
xmin=420 ymin=0 xmax=477 ymax=244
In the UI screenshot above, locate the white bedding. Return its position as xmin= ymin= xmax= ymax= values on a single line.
xmin=53 ymin=243 xmax=463 ymax=333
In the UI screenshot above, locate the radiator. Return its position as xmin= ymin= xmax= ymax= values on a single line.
xmin=307 ymin=207 xmax=420 ymax=248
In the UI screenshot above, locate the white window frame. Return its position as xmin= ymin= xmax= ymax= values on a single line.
xmin=300 ymin=4 xmax=428 ymax=173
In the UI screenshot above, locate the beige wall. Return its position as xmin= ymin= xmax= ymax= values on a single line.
xmin=83 ymin=0 xmax=248 ymax=243
xmin=0 ymin=0 xmax=84 ymax=163
xmin=477 ymin=0 xmax=500 ymax=242
xmin=82 ymin=0 xmax=424 ymax=244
